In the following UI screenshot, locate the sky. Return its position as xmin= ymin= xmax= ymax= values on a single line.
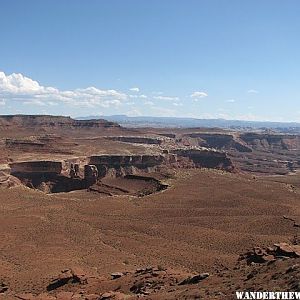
xmin=0 ymin=0 xmax=300 ymax=122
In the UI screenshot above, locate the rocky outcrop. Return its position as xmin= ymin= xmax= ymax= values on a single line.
xmin=8 ymin=161 xmax=87 ymax=193
xmin=172 ymin=148 xmax=234 ymax=171
xmin=240 ymin=133 xmax=300 ymax=151
xmin=3 ymin=148 xmax=235 ymax=194
xmin=6 ymin=246 xmax=300 ymax=299
xmin=6 ymin=159 xmax=169 ymax=195
xmin=3 ymin=135 xmax=77 ymax=155
xmin=105 ymin=136 xmax=163 ymax=145
xmin=5 ymin=139 xmax=46 ymax=150
xmin=240 ymin=243 xmax=300 ymax=264
xmin=0 ymin=171 xmax=22 ymax=189
xmin=9 ymin=266 xmax=204 ymax=299
xmin=183 ymin=133 xmax=252 ymax=152
xmin=158 ymin=133 xmax=176 ymax=139
xmin=89 ymin=155 xmax=165 ymax=168
xmin=9 ymin=161 xmax=62 ymax=175
xmin=46 ymin=268 xmax=87 ymax=291
xmin=179 ymin=273 xmax=210 ymax=285
xmin=10 ymin=173 xmax=86 ymax=193
xmin=0 ymin=280 xmax=8 ymax=293
xmin=84 ymin=164 xmax=98 ymax=185
xmin=89 ymin=154 xmax=165 ymax=178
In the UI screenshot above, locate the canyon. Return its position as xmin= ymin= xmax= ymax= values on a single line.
xmin=0 ymin=115 xmax=300 ymax=299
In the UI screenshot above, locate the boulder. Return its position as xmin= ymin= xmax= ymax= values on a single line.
xmin=179 ymin=273 xmax=210 ymax=285
xmin=110 ymin=272 xmax=124 ymax=279
xmin=100 ymin=291 xmax=127 ymax=299
xmin=274 ymin=243 xmax=300 ymax=257
xmin=240 ymin=242 xmax=300 ymax=264
xmin=0 ymin=280 xmax=8 ymax=293
xmin=46 ymin=268 xmax=87 ymax=291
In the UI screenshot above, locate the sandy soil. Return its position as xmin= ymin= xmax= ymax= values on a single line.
xmin=1 ymin=169 xmax=299 ymax=296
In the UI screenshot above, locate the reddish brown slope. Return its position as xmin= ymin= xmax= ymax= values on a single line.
xmin=0 ymin=169 xmax=299 ymax=296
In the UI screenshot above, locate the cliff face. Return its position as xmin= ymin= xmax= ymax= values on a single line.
xmin=183 ymin=133 xmax=252 ymax=152
xmin=172 ymin=148 xmax=235 ymax=172
xmin=89 ymin=150 xmax=235 ymax=178
xmin=105 ymin=136 xmax=163 ymax=145
xmin=240 ymin=133 xmax=300 ymax=151
xmin=0 ymin=115 xmax=120 ymax=129
xmin=6 ymin=148 xmax=234 ymax=181
xmin=89 ymin=154 xmax=165 ymax=178
xmin=89 ymin=155 xmax=165 ymax=168
xmin=5 ymin=139 xmax=46 ymax=150
xmin=5 ymin=148 xmax=235 ymax=193
xmin=9 ymin=161 xmax=62 ymax=175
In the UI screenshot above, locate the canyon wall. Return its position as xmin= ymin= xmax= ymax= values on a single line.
xmin=9 ymin=161 xmax=62 ymax=175
xmin=240 ymin=133 xmax=300 ymax=151
xmin=183 ymin=133 xmax=252 ymax=152
xmin=89 ymin=154 xmax=165 ymax=168
xmin=172 ymin=148 xmax=234 ymax=171
xmin=89 ymin=154 xmax=165 ymax=177
xmin=0 ymin=115 xmax=120 ymax=130
xmin=105 ymin=136 xmax=163 ymax=145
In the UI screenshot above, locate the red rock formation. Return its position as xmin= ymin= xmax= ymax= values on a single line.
xmin=184 ymin=133 xmax=252 ymax=152
xmin=240 ymin=133 xmax=300 ymax=151
xmin=106 ymin=136 xmax=163 ymax=145
xmin=9 ymin=161 xmax=62 ymax=175
xmin=172 ymin=148 xmax=235 ymax=172
xmin=0 ymin=115 xmax=120 ymax=130
xmin=89 ymin=154 xmax=165 ymax=178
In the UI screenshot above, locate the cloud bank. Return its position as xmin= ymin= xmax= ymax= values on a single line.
xmin=0 ymin=71 xmax=127 ymax=108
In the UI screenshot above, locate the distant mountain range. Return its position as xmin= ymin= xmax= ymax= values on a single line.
xmin=76 ymin=115 xmax=300 ymax=132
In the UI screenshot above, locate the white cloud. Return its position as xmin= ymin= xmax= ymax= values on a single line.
xmin=226 ymin=99 xmax=236 ymax=103
xmin=23 ymin=99 xmax=47 ymax=106
xmin=0 ymin=71 xmax=127 ymax=108
xmin=129 ymin=87 xmax=140 ymax=92
xmin=0 ymin=71 xmax=42 ymax=94
xmin=0 ymin=99 xmax=5 ymax=106
xmin=247 ymin=89 xmax=259 ymax=94
xmin=190 ymin=91 xmax=208 ymax=100
xmin=144 ymin=100 xmax=154 ymax=106
xmin=129 ymin=94 xmax=147 ymax=99
xmin=153 ymin=95 xmax=179 ymax=101
xmin=125 ymin=101 xmax=135 ymax=106
xmin=173 ymin=102 xmax=183 ymax=106
xmin=48 ymin=101 xmax=59 ymax=106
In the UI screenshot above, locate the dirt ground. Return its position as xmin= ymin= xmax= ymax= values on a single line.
xmin=1 ymin=169 xmax=299 ymax=296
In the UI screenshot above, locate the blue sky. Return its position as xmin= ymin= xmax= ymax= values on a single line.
xmin=0 ymin=0 xmax=300 ymax=121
